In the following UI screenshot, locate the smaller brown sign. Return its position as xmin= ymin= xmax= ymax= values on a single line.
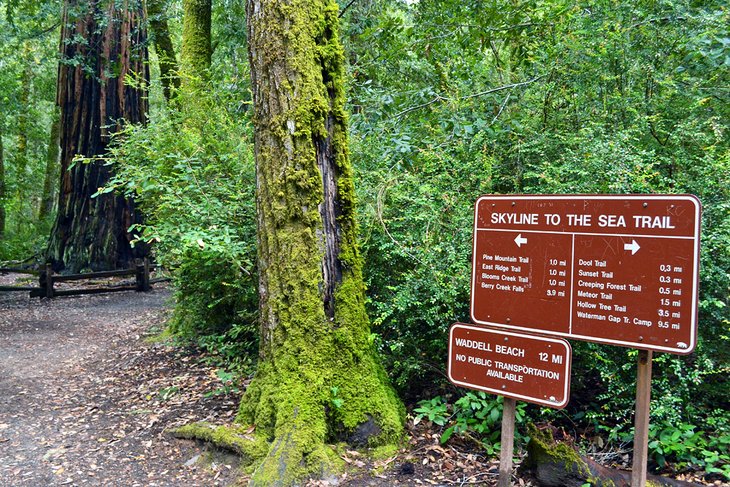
xmin=448 ymin=323 xmax=571 ymax=408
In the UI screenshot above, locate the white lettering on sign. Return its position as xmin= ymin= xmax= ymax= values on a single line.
xmin=491 ymin=213 xmax=539 ymax=225
xmin=494 ymin=361 xmax=561 ymax=380
xmin=486 ymin=369 xmax=524 ymax=383
xmin=633 ymin=215 xmax=675 ymax=229
xmin=495 ymin=345 xmax=525 ymax=357
xmin=454 ymin=338 xmax=493 ymax=352
xmin=576 ymin=311 xmax=607 ymax=321
xmin=467 ymin=356 xmax=492 ymax=367
xmin=494 ymin=255 xmax=517 ymax=262
xmin=598 ymin=214 xmax=627 ymax=227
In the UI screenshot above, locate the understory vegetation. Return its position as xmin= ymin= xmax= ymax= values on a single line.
xmin=1 ymin=0 xmax=728 ymax=480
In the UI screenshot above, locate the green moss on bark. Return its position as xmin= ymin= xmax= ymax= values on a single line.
xmin=239 ymin=0 xmax=405 ymax=482
xmin=181 ymin=0 xmax=211 ymax=87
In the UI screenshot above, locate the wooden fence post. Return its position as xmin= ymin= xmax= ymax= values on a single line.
xmin=45 ymin=263 xmax=54 ymax=298
xmin=143 ymin=257 xmax=151 ymax=291
xmin=135 ymin=258 xmax=151 ymax=292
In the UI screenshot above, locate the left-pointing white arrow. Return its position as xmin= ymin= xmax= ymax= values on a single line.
xmin=514 ymin=234 xmax=528 ymax=247
xmin=624 ymin=239 xmax=640 ymax=255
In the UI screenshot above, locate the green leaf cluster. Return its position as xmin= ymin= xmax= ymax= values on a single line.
xmin=103 ymin=84 xmax=259 ymax=370
xmin=342 ymin=0 xmax=729 ymax=475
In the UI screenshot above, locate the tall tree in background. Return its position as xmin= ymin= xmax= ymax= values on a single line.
xmin=38 ymin=107 xmax=60 ymax=222
xmin=0 ymin=121 xmax=5 ymax=238
xmin=47 ymin=0 xmax=149 ymax=272
xmin=14 ymin=41 xmax=33 ymax=232
xmin=237 ymin=0 xmax=403 ymax=482
xmin=180 ymin=0 xmax=211 ymax=87
xmin=147 ymin=0 xmax=179 ymax=102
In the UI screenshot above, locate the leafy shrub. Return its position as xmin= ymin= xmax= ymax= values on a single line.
xmin=103 ymin=86 xmax=259 ymax=368
xmin=414 ymin=392 xmax=527 ymax=455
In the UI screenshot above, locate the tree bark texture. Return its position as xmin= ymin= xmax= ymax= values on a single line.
xmin=14 ymin=41 xmax=33 ymax=231
xmin=239 ymin=0 xmax=404 ymax=483
xmin=147 ymin=0 xmax=180 ymax=102
xmin=180 ymin=0 xmax=211 ymax=86
xmin=38 ymin=107 xmax=61 ymax=221
xmin=47 ymin=0 xmax=149 ymax=272
xmin=0 ymin=122 xmax=5 ymax=238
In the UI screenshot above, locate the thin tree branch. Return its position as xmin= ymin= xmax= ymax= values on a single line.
xmin=338 ymin=0 xmax=358 ymax=18
xmin=460 ymin=75 xmax=545 ymax=100
xmin=491 ymin=90 xmax=512 ymax=125
xmin=393 ymin=75 xmax=545 ymax=120
xmin=22 ymin=21 xmax=61 ymax=40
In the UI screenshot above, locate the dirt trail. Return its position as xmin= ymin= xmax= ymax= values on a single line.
xmin=0 ymin=278 xmax=241 ymax=486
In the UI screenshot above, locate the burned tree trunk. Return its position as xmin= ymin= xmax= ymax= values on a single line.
xmin=47 ymin=0 xmax=149 ymax=272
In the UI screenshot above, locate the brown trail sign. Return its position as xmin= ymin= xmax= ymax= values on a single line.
xmin=471 ymin=194 xmax=701 ymax=354
xmin=448 ymin=323 xmax=571 ymax=408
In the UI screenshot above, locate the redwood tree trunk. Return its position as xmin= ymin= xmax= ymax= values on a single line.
xmin=238 ymin=0 xmax=404 ymax=483
xmin=47 ymin=0 xmax=149 ymax=272
xmin=38 ymin=107 xmax=61 ymax=222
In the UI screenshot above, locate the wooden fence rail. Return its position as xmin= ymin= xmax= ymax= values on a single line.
xmin=1 ymin=259 xmax=158 ymax=298
xmin=0 ymin=268 xmax=41 ymax=276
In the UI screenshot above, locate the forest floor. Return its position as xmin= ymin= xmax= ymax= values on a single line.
xmin=0 ymin=273 xmax=725 ymax=487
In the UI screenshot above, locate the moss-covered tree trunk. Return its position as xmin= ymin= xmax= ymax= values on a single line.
xmin=180 ymin=0 xmax=211 ymax=87
xmin=148 ymin=0 xmax=180 ymax=102
xmin=238 ymin=0 xmax=404 ymax=483
xmin=46 ymin=0 xmax=149 ymax=272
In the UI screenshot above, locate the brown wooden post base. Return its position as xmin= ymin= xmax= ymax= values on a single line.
xmin=632 ymin=350 xmax=653 ymax=487
xmin=498 ymin=397 xmax=517 ymax=487
xmin=44 ymin=263 xmax=54 ymax=298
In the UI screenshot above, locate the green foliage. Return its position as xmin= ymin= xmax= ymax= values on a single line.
xmin=647 ymin=420 xmax=730 ymax=478
xmin=414 ymin=392 xmax=526 ymax=455
xmin=413 ymin=396 xmax=449 ymax=426
xmin=157 ymin=385 xmax=180 ymax=401
xmin=0 ymin=1 xmax=60 ymax=254
xmin=204 ymin=368 xmax=241 ymax=397
xmin=103 ymin=84 xmax=259 ymax=366
xmin=343 ymin=0 xmax=729 ymax=474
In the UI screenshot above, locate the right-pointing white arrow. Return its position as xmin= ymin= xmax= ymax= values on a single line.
xmin=624 ymin=239 xmax=640 ymax=255
xmin=514 ymin=234 xmax=528 ymax=247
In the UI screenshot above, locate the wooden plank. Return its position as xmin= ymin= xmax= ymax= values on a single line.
xmin=631 ymin=350 xmax=653 ymax=487
xmin=51 ymin=286 xmax=137 ymax=297
xmin=498 ymin=397 xmax=517 ymax=487
xmin=0 ymin=268 xmax=41 ymax=276
xmin=0 ymin=286 xmax=38 ymax=292
xmin=54 ymin=269 xmax=136 ymax=282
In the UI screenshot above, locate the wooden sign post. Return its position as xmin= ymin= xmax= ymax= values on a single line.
xmin=498 ymin=397 xmax=517 ymax=487
xmin=456 ymin=194 xmax=701 ymax=486
xmin=632 ymin=350 xmax=653 ymax=486
xmin=448 ymin=323 xmax=571 ymax=485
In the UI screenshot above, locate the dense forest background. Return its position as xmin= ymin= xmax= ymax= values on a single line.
xmin=1 ymin=0 xmax=728 ymax=479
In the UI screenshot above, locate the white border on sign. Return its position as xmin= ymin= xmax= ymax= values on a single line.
xmin=469 ymin=194 xmax=701 ymax=354
xmin=447 ymin=323 xmax=572 ymax=408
